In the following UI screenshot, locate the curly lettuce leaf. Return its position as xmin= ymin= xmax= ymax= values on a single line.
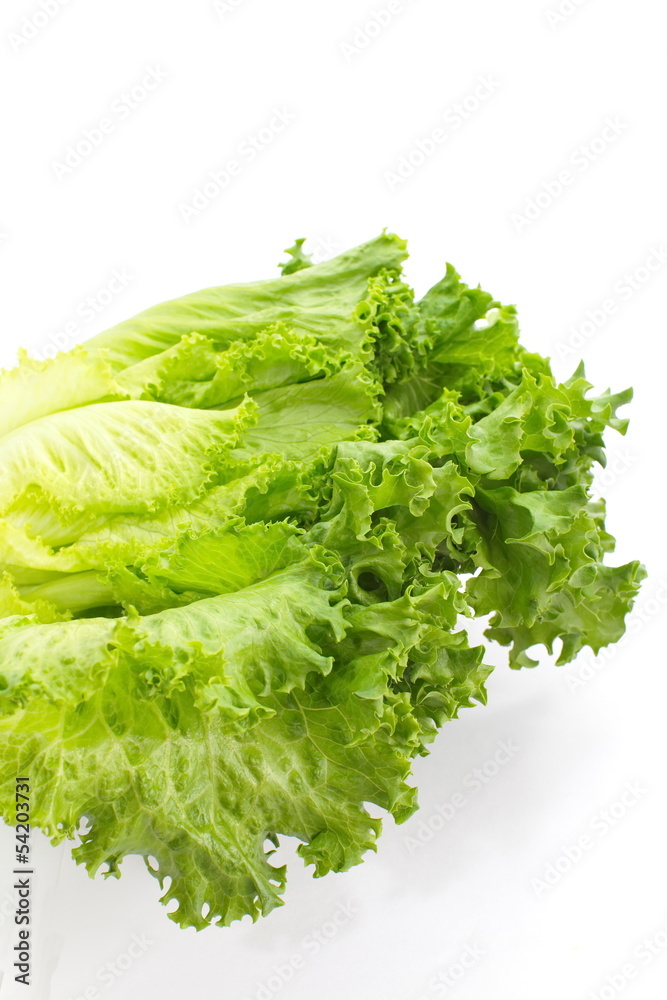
xmin=84 ymin=233 xmax=408 ymax=367
xmin=0 ymin=573 xmax=488 ymax=929
xmin=0 ymin=233 xmax=643 ymax=931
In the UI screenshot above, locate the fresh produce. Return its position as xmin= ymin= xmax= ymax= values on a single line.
xmin=0 ymin=234 xmax=643 ymax=928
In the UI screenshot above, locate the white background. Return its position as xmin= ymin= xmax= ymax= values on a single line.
xmin=1 ymin=1 xmax=666 ymax=998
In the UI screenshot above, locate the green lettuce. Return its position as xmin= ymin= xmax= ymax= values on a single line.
xmin=0 ymin=234 xmax=643 ymax=929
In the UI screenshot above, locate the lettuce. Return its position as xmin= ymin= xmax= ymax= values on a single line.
xmin=0 ymin=234 xmax=643 ymax=928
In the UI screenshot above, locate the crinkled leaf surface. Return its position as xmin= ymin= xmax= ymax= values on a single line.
xmin=0 ymin=234 xmax=642 ymax=928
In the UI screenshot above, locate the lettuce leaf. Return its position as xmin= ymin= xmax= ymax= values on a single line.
xmin=0 ymin=234 xmax=642 ymax=929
